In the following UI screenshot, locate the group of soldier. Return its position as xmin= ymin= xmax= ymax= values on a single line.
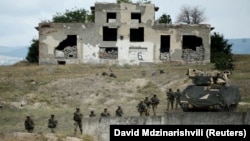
xmin=24 ymin=114 xmax=58 ymax=134
xmin=24 ymin=88 xmax=182 ymax=134
xmin=89 ymin=106 xmax=123 ymax=118
xmin=24 ymin=106 xmax=124 ymax=135
xmin=136 ymin=88 xmax=182 ymax=116
xmin=137 ymin=94 xmax=160 ymax=116
xmin=166 ymin=88 xmax=181 ymax=110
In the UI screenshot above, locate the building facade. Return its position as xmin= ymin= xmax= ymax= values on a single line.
xmin=38 ymin=2 xmax=212 ymax=65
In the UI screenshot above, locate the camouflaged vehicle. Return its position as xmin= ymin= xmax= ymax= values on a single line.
xmin=179 ymin=69 xmax=241 ymax=112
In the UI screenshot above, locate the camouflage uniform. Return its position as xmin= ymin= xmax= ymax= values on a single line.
xmin=151 ymin=94 xmax=160 ymax=116
xmin=24 ymin=116 xmax=34 ymax=133
xmin=73 ymin=108 xmax=83 ymax=134
xmin=48 ymin=114 xmax=58 ymax=133
xmin=167 ymin=88 xmax=175 ymax=110
xmin=144 ymin=97 xmax=151 ymax=116
xmin=137 ymin=101 xmax=147 ymax=117
xmin=115 ymin=106 xmax=123 ymax=117
xmin=175 ymin=89 xmax=181 ymax=109
xmin=89 ymin=111 xmax=96 ymax=117
xmin=101 ymin=108 xmax=111 ymax=117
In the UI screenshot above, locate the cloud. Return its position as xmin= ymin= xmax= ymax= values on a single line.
xmin=0 ymin=0 xmax=250 ymax=47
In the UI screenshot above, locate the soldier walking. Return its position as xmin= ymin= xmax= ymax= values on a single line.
xmin=175 ymin=89 xmax=181 ymax=109
xmin=48 ymin=114 xmax=58 ymax=133
xmin=115 ymin=106 xmax=124 ymax=117
xmin=166 ymin=88 xmax=175 ymax=110
xmin=24 ymin=116 xmax=34 ymax=133
xmin=73 ymin=108 xmax=83 ymax=134
xmin=137 ymin=101 xmax=147 ymax=117
xmin=151 ymin=94 xmax=160 ymax=116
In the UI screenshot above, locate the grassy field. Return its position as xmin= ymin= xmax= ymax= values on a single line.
xmin=0 ymin=54 xmax=250 ymax=139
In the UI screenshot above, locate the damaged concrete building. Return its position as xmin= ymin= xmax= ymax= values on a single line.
xmin=37 ymin=2 xmax=213 ymax=65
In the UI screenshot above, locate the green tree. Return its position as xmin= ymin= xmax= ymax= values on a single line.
xmin=157 ymin=13 xmax=172 ymax=24
xmin=211 ymin=32 xmax=234 ymax=70
xmin=136 ymin=0 xmax=151 ymax=4
xmin=52 ymin=8 xmax=91 ymax=23
xmin=26 ymin=38 xmax=39 ymax=63
xmin=116 ymin=0 xmax=132 ymax=3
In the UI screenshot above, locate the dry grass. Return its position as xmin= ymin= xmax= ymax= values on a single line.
xmin=0 ymin=55 xmax=250 ymax=139
xmin=231 ymin=54 xmax=250 ymax=79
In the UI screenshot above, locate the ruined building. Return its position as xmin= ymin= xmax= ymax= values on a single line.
xmin=37 ymin=2 xmax=213 ymax=65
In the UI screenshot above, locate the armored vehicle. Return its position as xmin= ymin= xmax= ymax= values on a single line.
xmin=179 ymin=69 xmax=241 ymax=112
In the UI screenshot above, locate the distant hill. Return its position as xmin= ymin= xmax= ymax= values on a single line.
xmin=0 ymin=55 xmax=24 ymax=66
xmin=0 ymin=46 xmax=27 ymax=66
xmin=0 ymin=46 xmax=28 ymax=58
xmin=228 ymin=38 xmax=250 ymax=54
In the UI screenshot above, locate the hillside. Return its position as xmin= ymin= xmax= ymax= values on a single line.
xmin=0 ymin=55 xmax=250 ymax=140
xmin=228 ymin=38 xmax=250 ymax=54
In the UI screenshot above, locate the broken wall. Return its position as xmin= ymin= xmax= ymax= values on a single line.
xmin=153 ymin=24 xmax=211 ymax=63
xmin=92 ymin=2 xmax=156 ymax=65
xmin=38 ymin=3 xmax=211 ymax=65
xmin=38 ymin=23 xmax=86 ymax=65
xmin=82 ymin=110 xmax=250 ymax=141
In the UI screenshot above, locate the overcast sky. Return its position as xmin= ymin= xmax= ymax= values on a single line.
xmin=0 ymin=0 xmax=249 ymax=48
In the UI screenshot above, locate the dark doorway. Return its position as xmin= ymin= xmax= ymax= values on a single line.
xmin=160 ymin=35 xmax=170 ymax=53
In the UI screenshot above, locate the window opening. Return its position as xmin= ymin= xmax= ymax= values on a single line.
xmin=55 ymin=35 xmax=77 ymax=59
xmin=58 ymin=60 xmax=66 ymax=65
xmin=182 ymin=35 xmax=202 ymax=50
xmin=182 ymin=35 xmax=204 ymax=62
xmin=103 ymin=26 xmax=117 ymax=41
xmin=107 ymin=12 xmax=116 ymax=23
xmin=131 ymin=13 xmax=141 ymax=23
xmin=130 ymin=27 xmax=144 ymax=42
xmin=99 ymin=47 xmax=118 ymax=59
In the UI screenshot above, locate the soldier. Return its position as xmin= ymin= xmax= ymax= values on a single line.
xmin=151 ymin=94 xmax=160 ymax=116
xmin=101 ymin=108 xmax=111 ymax=117
xmin=48 ymin=114 xmax=58 ymax=133
xmin=89 ymin=110 xmax=96 ymax=117
xmin=73 ymin=108 xmax=83 ymax=134
xmin=115 ymin=106 xmax=124 ymax=117
xmin=166 ymin=88 xmax=175 ymax=110
xmin=136 ymin=101 xmax=147 ymax=117
xmin=24 ymin=116 xmax=34 ymax=133
xmin=175 ymin=89 xmax=181 ymax=109
xmin=143 ymin=97 xmax=151 ymax=116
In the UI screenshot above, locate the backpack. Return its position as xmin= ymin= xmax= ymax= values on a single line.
xmin=74 ymin=113 xmax=82 ymax=122
xmin=153 ymin=99 xmax=159 ymax=105
xmin=25 ymin=120 xmax=34 ymax=130
xmin=48 ymin=119 xmax=57 ymax=128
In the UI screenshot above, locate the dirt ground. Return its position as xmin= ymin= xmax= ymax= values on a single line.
xmin=0 ymin=57 xmax=250 ymax=140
